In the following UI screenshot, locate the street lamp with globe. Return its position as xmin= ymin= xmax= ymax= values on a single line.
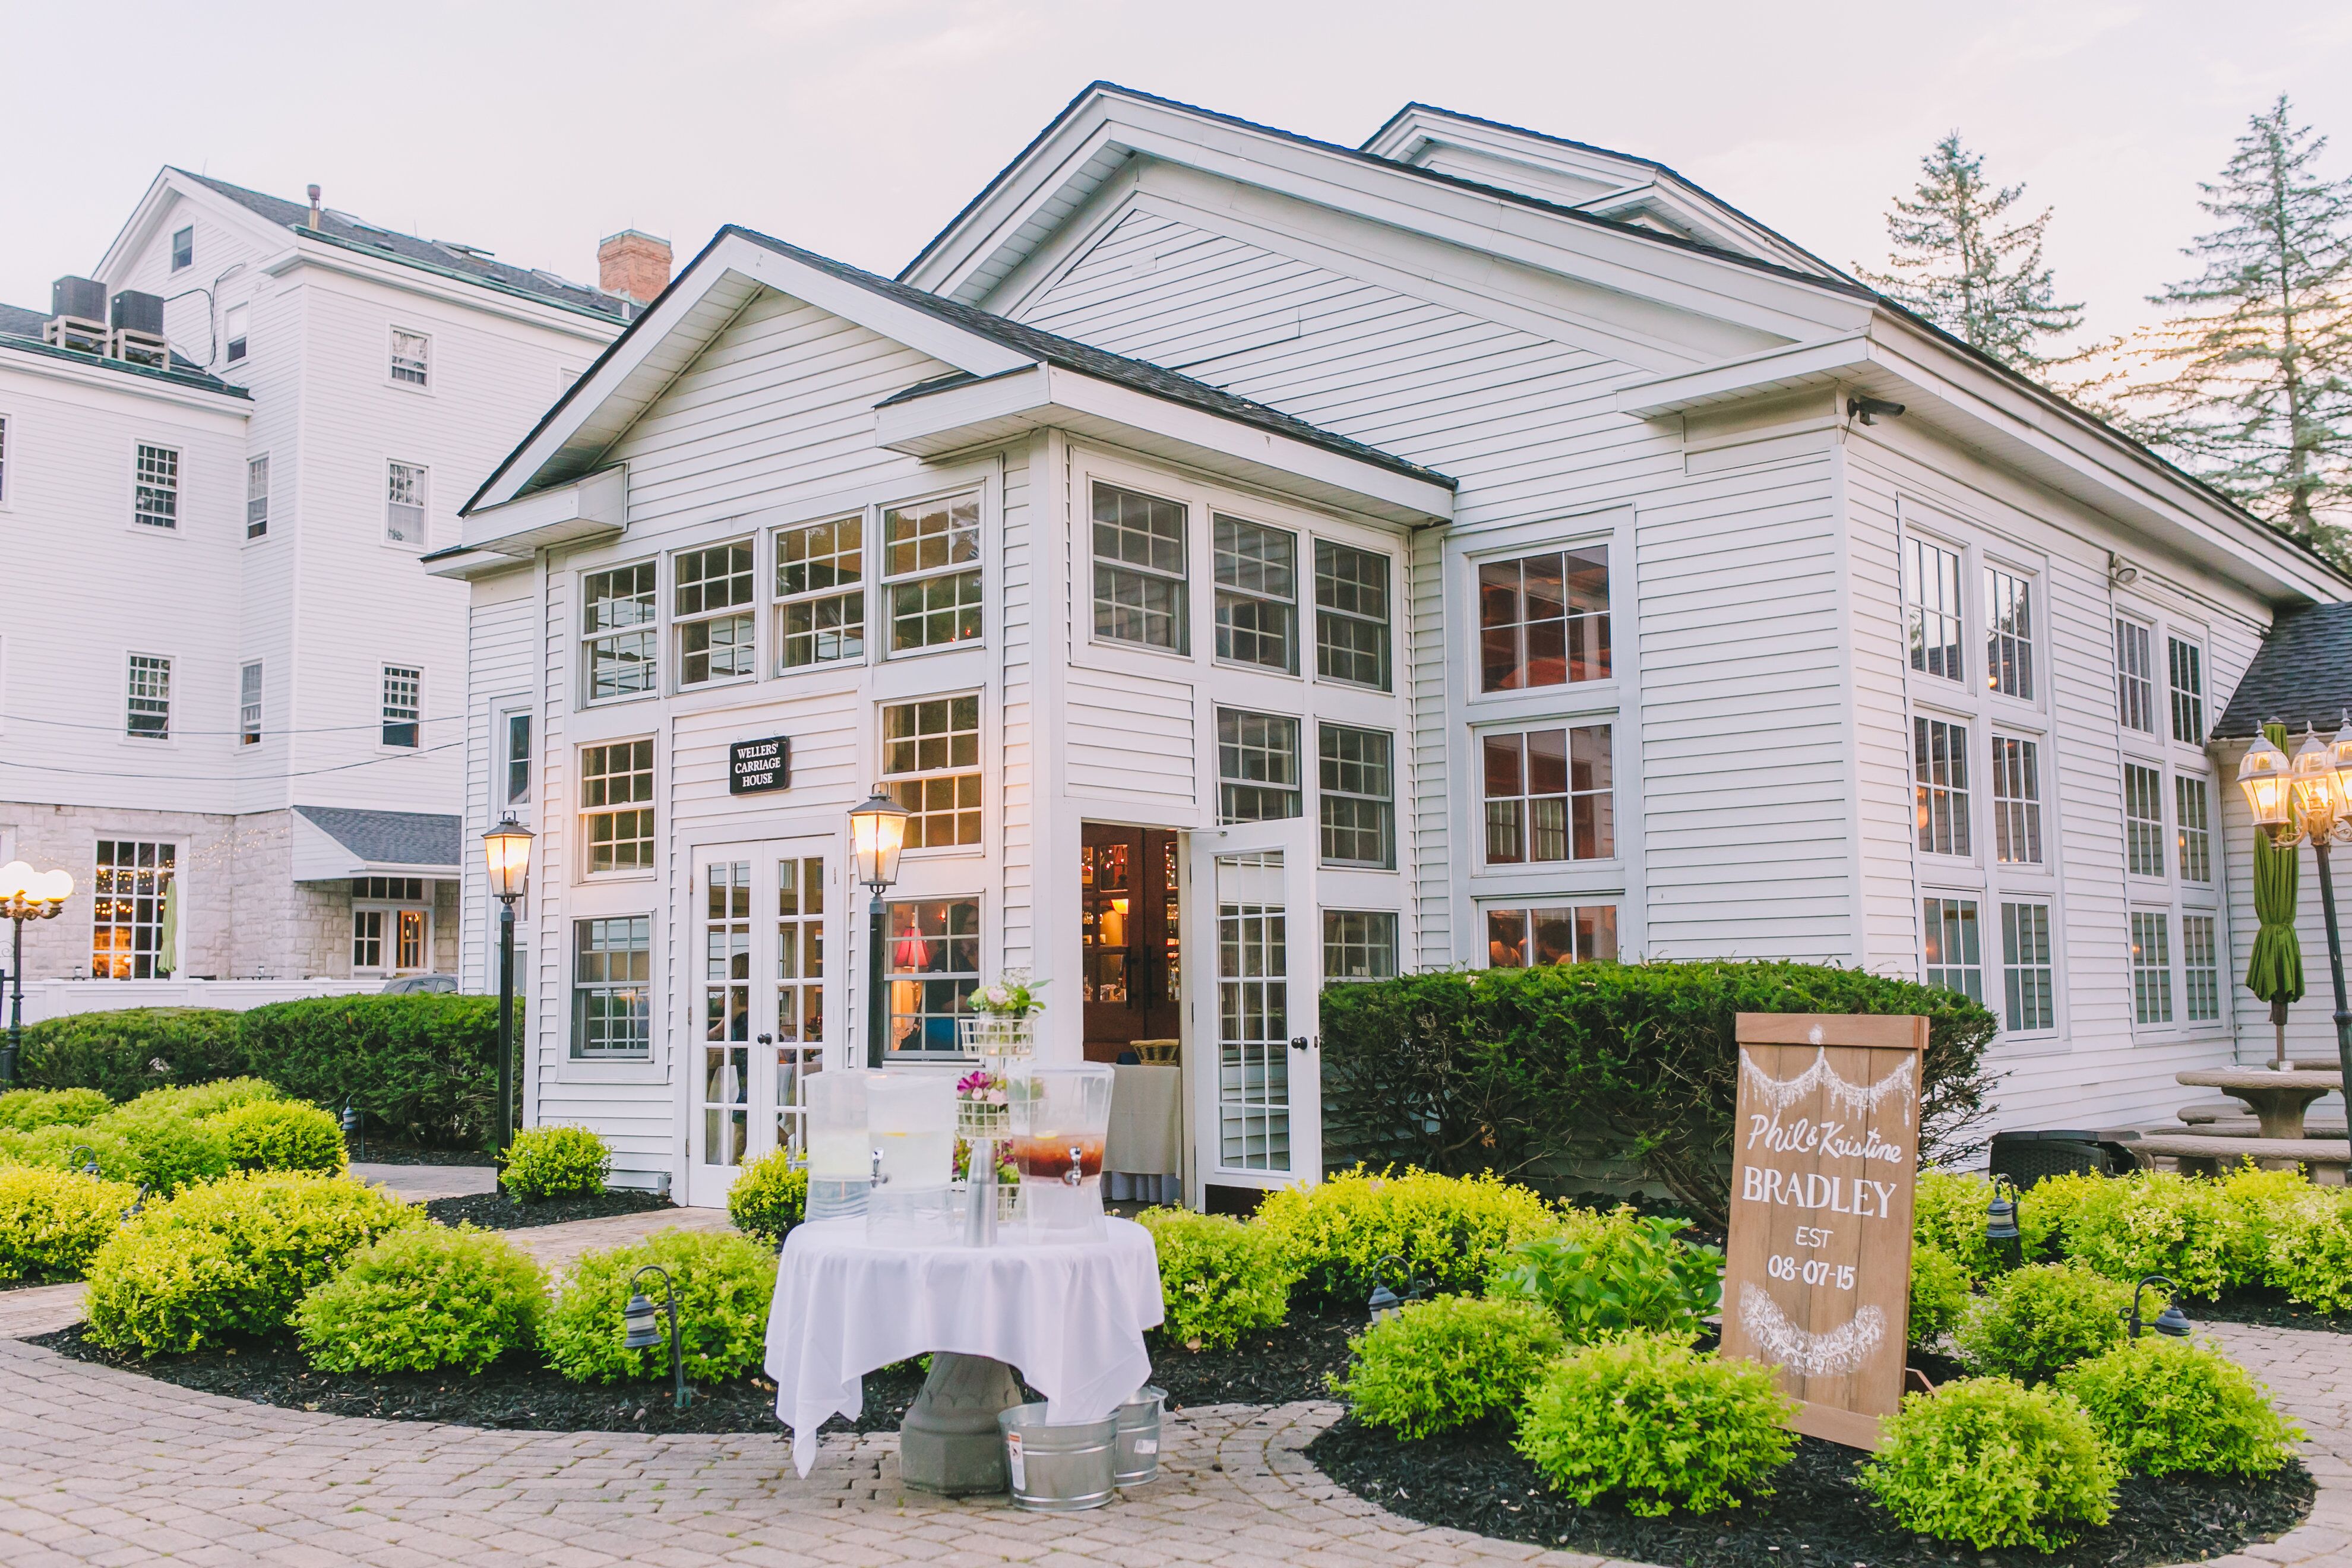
xmin=2236 ymin=717 xmax=2352 ymax=1119
xmin=0 ymin=862 xmax=73 ymax=1089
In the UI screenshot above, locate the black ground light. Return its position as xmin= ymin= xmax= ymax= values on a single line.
xmin=622 ymin=1263 xmax=692 ymax=1411
xmin=2130 ymin=1273 xmax=2193 ymax=1339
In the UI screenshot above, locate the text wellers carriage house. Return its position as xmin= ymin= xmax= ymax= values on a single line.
xmin=427 ymin=86 xmax=2350 ymax=1209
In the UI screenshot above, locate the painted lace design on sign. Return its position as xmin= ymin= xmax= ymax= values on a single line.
xmin=1738 ymin=1282 xmax=1886 ymax=1376
xmin=1738 ymin=1047 xmax=1917 ymax=1125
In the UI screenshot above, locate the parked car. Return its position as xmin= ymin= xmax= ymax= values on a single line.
xmin=380 ymin=975 xmax=459 ymax=995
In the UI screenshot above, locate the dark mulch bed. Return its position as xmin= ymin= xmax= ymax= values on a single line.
xmin=1147 ymin=1304 xmax=1360 ymax=1409
xmin=349 ymin=1142 xmax=500 ymax=1168
xmin=2187 ymin=1286 xmax=2352 ymax=1336
xmin=1310 ymin=1416 xmax=2313 ymax=1568
xmin=420 ymin=1188 xmax=675 ymax=1231
xmin=27 ymin=1322 xmax=949 ymax=1437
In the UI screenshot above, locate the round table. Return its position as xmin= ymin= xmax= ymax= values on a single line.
xmin=762 ymin=1216 xmax=1164 ymax=1485
xmin=2176 ymin=1068 xmax=2344 ymax=1140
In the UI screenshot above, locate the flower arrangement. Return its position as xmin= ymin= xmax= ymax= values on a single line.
xmin=970 ymin=973 xmax=1047 ymax=1019
xmin=956 ymin=1068 xmax=1013 ymax=1139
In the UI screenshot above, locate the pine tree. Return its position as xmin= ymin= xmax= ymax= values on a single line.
xmin=2138 ymin=96 xmax=2352 ymax=564
xmin=1858 ymin=132 xmax=2084 ymax=370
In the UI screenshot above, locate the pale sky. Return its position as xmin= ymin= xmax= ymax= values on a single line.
xmin=5 ymin=0 xmax=2351 ymax=356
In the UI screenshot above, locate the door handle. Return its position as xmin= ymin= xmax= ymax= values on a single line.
xmin=756 ymin=1033 xmax=774 ymax=1045
xmin=1289 ymin=1035 xmax=1310 ymax=1051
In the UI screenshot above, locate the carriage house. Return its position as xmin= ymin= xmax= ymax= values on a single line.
xmin=435 ymin=86 xmax=2348 ymax=1206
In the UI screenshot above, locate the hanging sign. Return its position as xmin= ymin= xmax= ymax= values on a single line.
xmin=1719 ymin=1011 xmax=1927 ymax=1451
xmin=728 ymin=735 xmax=791 ymax=795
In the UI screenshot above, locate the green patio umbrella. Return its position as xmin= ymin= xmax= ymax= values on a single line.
xmin=2247 ymin=722 xmax=2306 ymax=1067
xmin=157 ymin=878 xmax=180 ymax=978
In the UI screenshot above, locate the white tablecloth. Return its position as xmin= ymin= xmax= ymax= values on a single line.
xmin=763 ymin=1216 xmax=1165 ymax=1476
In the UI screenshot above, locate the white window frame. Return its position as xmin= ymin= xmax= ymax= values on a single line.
xmin=1313 ymin=536 xmax=1393 ymax=691
xmin=880 ymin=487 xmax=984 ymax=656
xmin=497 ymin=704 xmax=533 ymax=815
xmin=1480 ymin=903 xmax=1621 ymax=968
xmin=133 ymin=441 xmax=179 ymax=531
xmin=125 ymin=652 xmax=172 ymax=741
xmin=1091 ymin=479 xmax=1190 ymax=656
xmin=385 ymin=460 xmax=428 ymax=548
xmin=580 ymin=738 xmax=657 ymax=880
xmin=571 ymin=915 xmax=653 ymax=1060
xmin=672 ymin=538 xmax=757 ymax=691
xmin=773 ymin=513 xmax=865 ymax=672
xmin=225 ymin=304 xmax=249 ymax=364
xmin=351 ymin=878 xmax=434 ymax=977
xmin=581 ymin=560 xmax=659 ymax=704
xmin=879 ymin=693 xmax=984 ymax=853
xmin=1921 ymin=893 xmax=1986 ymax=1006
xmin=388 ymin=326 xmax=431 ymax=390
xmin=2114 ymin=593 xmax=2223 ymax=1037
xmin=1213 ymin=511 xmax=1300 ymax=676
xmin=245 ymin=453 xmax=269 ymax=539
xmin=1321 ymin=908 xmax=1400 ymax=981
xmin=381 ymin=664 xmax=422 ymax=749
xmin=170 ymin=225 xmax=193 ymax=272
xmin=239 ymin=661 xmax=263 ymax=747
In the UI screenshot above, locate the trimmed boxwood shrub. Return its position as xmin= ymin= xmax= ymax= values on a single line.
xmin=0 ymin=1165 xmax=140 ymax=1281
xmin=1487 ymin=1207 xmax=1722 ymax=1344
xmin=539 ymin=1229 xmax=776 ymax=1384
xmin=2020 ymin=1171 xmax=2237 ymax=1297
xmin=1333 ymin=1294 xmax=1565 ymax=1438
xmin=501 ymin=1125 xmax=610 ymax=1200
xmin=728 ymin=1147 xmax=808 ymax=1247
xmin=296 ymin=1226 xmax=546 ymax=1374
xmin=140 ymin=1077 xmax=282 ymax=1120
xmin=2219 ymin=1163 xmax=2322 ymax=1286
xmin=2058 ymin=1336 xmax=2302 ymax=1478
xmin=16 ymin=1007 xmax=246 ymax=1100
xmin=1257 ymin=1166 xmax=1561 ymax=1308
xmin=1861 ymin=1378 xmax=2117 ymax=1550
xmin=214 ymin=1099 xmax=346 ymax=1174
xmin=83 ymin=1171 xmax=423 ymax=1354
xmin=0 ymin=1123 xmax=144 ymax=1182
xmin=1954 ymin=1263 xmax=2130 ymax=1383
xmin=2258 ymin=1186 xmax=2352 ymax=1313
xmin=1139 ymin=1207 xmax=1300 ymax=1351
xmin=83 ymin=1103 xmax=233 ymax=1194
xmin=0 ymin=1087 xmax=112 ymax=1132
xmin=239 ymin=994 xmax=510 ymax=1147
xmin=1319 ymin=960 xmax=1996 ymax=1222
xmin=1516 ymin=1335 xmax=1796 ymax=1516
xmin=1908 ymin=1245 xmax=1974 ymax=1348
xmin=1911 ymin=1167 xmax=2005 ymax=1282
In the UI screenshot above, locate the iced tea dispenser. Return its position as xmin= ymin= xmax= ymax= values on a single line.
xmin=1012 ymin=1064 xmax=1115 ymax=1241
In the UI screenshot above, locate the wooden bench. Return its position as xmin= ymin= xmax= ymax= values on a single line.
xmin=2134 ymin=1133 xmax=2351 ymax=1184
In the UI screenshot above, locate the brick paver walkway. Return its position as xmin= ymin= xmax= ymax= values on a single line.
xmin=1 ymin=1266 xmax=2341 ymax=1566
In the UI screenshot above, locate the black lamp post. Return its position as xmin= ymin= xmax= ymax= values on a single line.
xmin=0 ymin=861 xmax=73 ymax=1089
xmin=847 ymin=791 xmax=910 ymax=1070
xmin=342 ymin=1097 xmax=366 ymax=1162
xmin=2238 ymin=722 xmax=2352 ymax=1114
xmin=2129 ymin=1273 xmax=2193 ymax=1339
xmin=67 ymin=1144 xmax=100 ymax=1178
xmin=482 ymin=815 xmax=536 ymax=1153
xmin=1985 ymin=1194 xmax=2021 ymax=1270
xmin=623 ymin=1263 xmax=691 ymax=1411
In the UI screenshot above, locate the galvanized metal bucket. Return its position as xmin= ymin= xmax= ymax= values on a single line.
xmin=1113 ymin=1386 xmax=1166 ymax=1487
xmin=997 ymin=1403 xmax=1117 ymax=1512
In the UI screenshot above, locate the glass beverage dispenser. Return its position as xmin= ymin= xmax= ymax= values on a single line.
xmin=865 ymin=1071 xmax=957 ymax=1243
xmin=805 ymin=1071 xmax=872 ymax=1221
xmin=1013 ymin=1064 xmax=1115 ymax=1241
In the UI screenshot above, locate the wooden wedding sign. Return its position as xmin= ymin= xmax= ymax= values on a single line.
xmin=1719 ymin=1012 xmax=1926 ymax=1450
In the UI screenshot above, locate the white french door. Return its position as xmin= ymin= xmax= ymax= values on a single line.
xmin=1190 ymin=823 xmax=1320 ymax=1194
xmin=687 ymin=840 xmax=834 ymax=1207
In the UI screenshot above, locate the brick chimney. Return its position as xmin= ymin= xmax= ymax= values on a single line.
xmin=598 ymin=230 xmax=672 ymax=306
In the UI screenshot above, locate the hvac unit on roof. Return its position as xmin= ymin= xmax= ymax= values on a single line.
xmin=43 ymin=276 xmax=111 ymax=356
xmin=108 ymin=289 xmax=169 ymax=369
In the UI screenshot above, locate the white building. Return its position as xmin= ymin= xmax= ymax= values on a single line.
xmin=440 ymin=87 xmax=2347 ymax=1207
xmin=0 ymin=172 xmax=650 ymax=1002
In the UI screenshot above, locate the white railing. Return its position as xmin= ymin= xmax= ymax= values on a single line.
xmin=10 ymin=978 xmax=382 ymax=1025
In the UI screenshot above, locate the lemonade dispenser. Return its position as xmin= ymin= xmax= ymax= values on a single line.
xmin=1012 ymin=1064 xmax=1115 ymax=1241
xmin=865 ymin=1070 xmax=957 ymax=1243
xmin=804 ymin=1071 xmax=872 ymax=1221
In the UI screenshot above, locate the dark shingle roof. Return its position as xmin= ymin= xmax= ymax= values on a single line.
xmin=729 ymin=226 xmax=1452 ymax=491
xmin=176 ymin=170 xmax=635 ymax=324
xmin=0 ymin=300 xmax=245 ymax=395
xmin=2214 ymin=603 xmax=2352 ymax=741
xmin=294 ymin=805 xmax=462 ymax=870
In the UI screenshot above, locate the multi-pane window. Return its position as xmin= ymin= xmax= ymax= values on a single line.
xmin=1213 ymin=516 xmax=1297 ymax=673
xmin=701 ymin=864 xmax=751 ymax=1166
xmin=2124 ymin=763 xmax=2167 ymax=877
xmin=2115 ymin=619 xmax=2156 ymax=733
xmin=390 ymin=328 xmax=431 ymax=387
xmin=2001 ymin=902 xmax=2055 ymax=1033
xmin=2182 ymin=914 xmax=2221 ymax=1023
xmin=1905 ymin=537 xmax=1964 ymax=682
xmin=573 ymin=916 xmax=652 ymax=1059
xmin=883 ymin=491 xmax=982 ymax=652
xmin=381 ymin=665 xmax=421 ymax=748
xmin=134 ymin=444 xmax=178 ymax=529
xmin=1921 ymin=896 xmax=1983 ymax=1002
xmin=353 ymin=877 xmax=425 ymax=902
xmin=91 ymin=840 xmax=174 ymax=979
xmin=1913 ymin=717 xmax=1970 ymax=855
xmin=1322 ymin=910 xmax=1398 ymax=981
xmin=1482 ymin=725 xmax=1614 ymax=864
xmin=776 ymin=516 xmax=863 ymax=669
xmin=2130 ymin=911 xmax=2174 ymax=1025
xmin=1478 ymin=546 xmax=1608 ymax=691
xmin=385 ymin=461 xmax=427 ymax=545
xmin=1485 ymin=905 xmax=1618 ymax=967
xmin=503 ymin=711 xmax=532 ymax=807
xmin=225 ymin=305 xmax=248 ymax=363
xmin=170 ymin=226 xmax=193 ymax=271
xmin=245 ymin=455 xmax=268 ymax=538
xmin=352 ymin=891 xmax=428 ymax=974
xmin=581 ymin=739 xmax=655 ymax=874
xmin=583 ymin=562 xmax=657 ymax=700
xmin=675 ymin=540 xmax=755 ymax=687
xmin=127 ymin=654 xmax=170 ymax=739
xmin=1315 ymin=541 xmax=1390 ymax=689
xmin=2176 ymin=776 xmax=2212 ymax=884
xmin=887 ymin=898 xmax=979 ymax=1055
xmin=1986 ymin=568 xmax=2034 ymax=700
xmin=239 ymin=661 xmax=262 ymax=747
xmin=881 ymin=696 xmax=981 ymax=849
xmin=1093 ymin=482 xmax=1187 ymax=652
xmin=2168 ymin=638 xmax=2205 ymax=745
xmin=1318 ymin=723 xmax=1394 ymax=869
xmin=1216 ymin=709 xmax=1301 ymax=823
xmin=1989 ymin=735 xmax=2042 ymax=864
xmin=774 ymin=856 xmax=826 ymax=1053
xmin=352 ymin=909 xmax=384 ymax=970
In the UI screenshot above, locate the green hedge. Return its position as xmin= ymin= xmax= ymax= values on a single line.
xmin=17 ymin=1009 xmax=246 ymax=1100
xmin=1319 ymin=960 xmax=1997 ymax=1223
xmin=238 ymin=994 xmax=511 ymax=1147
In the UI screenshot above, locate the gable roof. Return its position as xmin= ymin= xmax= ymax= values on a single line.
xmin=465 ymin=223 xmax=1450 ymax=518
xmin=171 ymin=170 xmax=636 ymax=324
xmin=0 ymin=301 xmax=246 ymax=397
xmin=2214 ymin=603 xmax=2352 ymax=741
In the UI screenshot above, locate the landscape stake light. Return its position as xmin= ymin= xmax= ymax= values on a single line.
xmin=341 ymin=1098 xmax=366 ymax=1161
xmin=68 ymin=1144 xmax=100 ymax=1178
xmin=622 ymin=1263 xmax=691 ymax=1412
xmin=1985 ymin=1194 xmax=2021 ymax=1267
xmin=2128 ymin=1274 xmax=2192 ymax=1339
xmin=1367 ymin=1254 xmax=1412 ymax=1326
